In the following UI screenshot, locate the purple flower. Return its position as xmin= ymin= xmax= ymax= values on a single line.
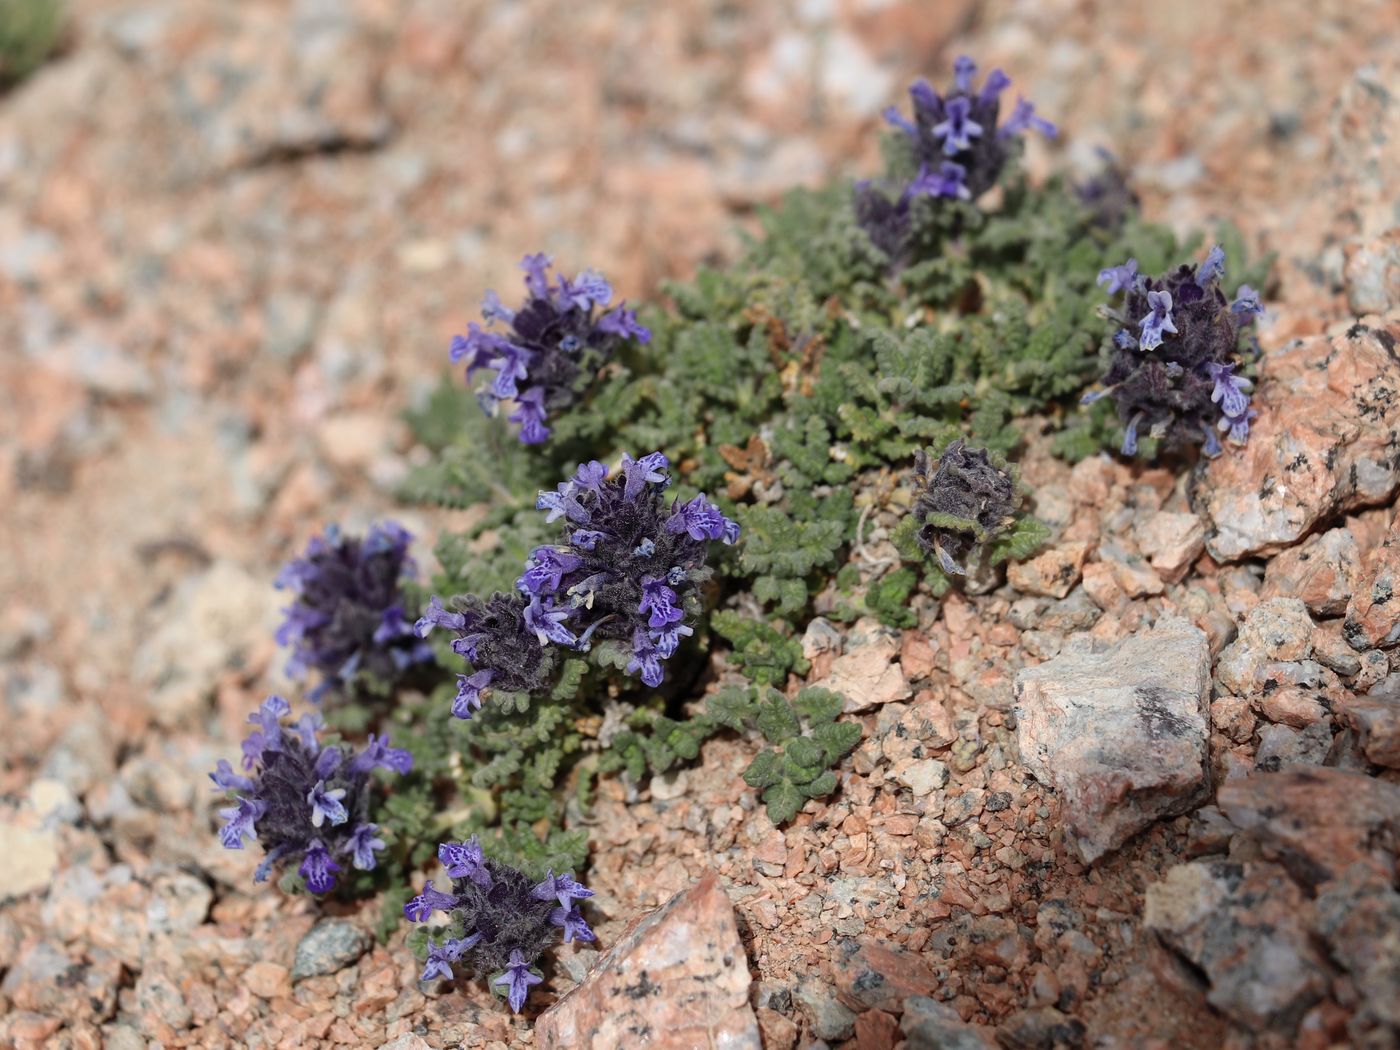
xmin=1220 ymin=406 xmax=1258 ymax=445
xmin=218 ymin=797 xmax=265 ymax=850
xmin=551 ymin=906 xmax=596 ymax=944
xmin=1232 ymin=285 xmax=1263 ymax=319
xmin=666 ymin=494 xmax=739 ymax=543
xmin=307 ymin=780 xmax=348 ymax=828
xmin=626 ymin=629 xmax=665 ymax=688
xmin=537 ymin=481 xmax=590 ymax=525
xmin=1206 ymin=362 xmax=1254 ymax=420
xmin=300 ymin=841 xmax=341 ymax=894
xmin=526 ymin=873 xmax=588 ymax=912
xmin=452 ymin=669 xmax=495 ymax=719
xmin=1097 ymin=258 xmax=1139 ymax=295
xmin=999 ymin=97 xmax=1057 ymax=139
xmin=495 ymin=950 xmax=544 ymax=1013
xmin=932 ymin=96 xmax=983 ymax=154
xmin=439 ymin=837 xmax=494 ymax=888
xmin=518 ymin=547 xmax=584 ymax=596
xmin=573 ymin=460 xmax=609 ymax=491
xmin=909 ymin=161 xmax=970 ymax=201
xmin=1121 ymin=414 xmax=1143 ymax=457
xmin=1196 ymin=244 xmax=1226 ymax=284
xmin=508 ymin=387 xmax=551 ymax=445
xmin=416 ymin=595 xmax=466 ymax=637
xmin=210 ymin=759 xmax=254 ymax=793
xmin=620 ymin=451 xmax=670 ymax=501
xmin=639 ymin=577 xmax=683 ymax=629
xmin=351 ymin=734 xmax=414 ymax=776
xmin=523 ymin=595 xmax=578 ymax=648
xmin=652 ymin=622 xmax=694 ymax=659
xmin=1138 ymin=289 xmax=1178 ymax=351
xmin=348 ymin=823 xmax=386 ymax=870
xmin=421 ymin=944 xmax=457 ymax=982
xmin=405 ymin=881 xmax=460 ymax=922
xmin=276 ymin=523 xmax=432 ymax=697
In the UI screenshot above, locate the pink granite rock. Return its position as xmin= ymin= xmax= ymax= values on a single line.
xmin=1261 ymin=527 xmax=1363 ymax=617
xmin=536 ymin=871 xmax=760 ymax=1050
xmin=1345 ymin=511 xmax=1400 ymax=650
xmin=1198 ymin=319 xmax=1400 ymax=562
xmin=1006 ymin=542 xmax=1089 ymax=599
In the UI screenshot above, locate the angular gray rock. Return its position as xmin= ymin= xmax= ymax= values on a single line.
xmin=293 ymin=919 xmax=371 ymax=979
xmin=1145 ymin=860 xmax=1330 ymax=1033
xmin=1013 ymin=617 xmax=1211 ymax=862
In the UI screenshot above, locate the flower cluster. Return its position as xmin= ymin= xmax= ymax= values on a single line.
xmin=910 ymin=441 xmax=1018 ymax=577
xmin=450 ymin=254 xmax=651 ymax=445
xmin=275 ymin=521 xmax=433 ymax=701
xmin=418 ymin=453 xmax=739 ymax=716
xmin=406 ymin=837 xmax=594 ymax=1012
xmin=1085 ymin=244 xmax=1263 ymax=456
xmin=212 ymin=695 xmax=412 ymax=894
xmin=855 ymin=56 xmax=1056 ymax=259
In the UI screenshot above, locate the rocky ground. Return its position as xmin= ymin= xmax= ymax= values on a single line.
xmin=2 ymin=1 xmax=1400 ymax=1048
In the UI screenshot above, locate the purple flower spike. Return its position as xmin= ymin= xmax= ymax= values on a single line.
xmin=858 ymin=59 xmax=1058 ymax=257
xmin=551 ymin=906 xmax=596 ymax=944
xmin=1097 ymin=258 xmax=1139 ymax=295
xmin=932 ymin=95 xmax=983 ymax=154
xmin=439 ymin=837 xmax=495 ymax=888
xmin=348 ymin=823 xmax=386 ymax=870
xmin=276 ymin=523 xmax=431 ymax=696
xmin=300 ymin=840 xmax=341 ymax=895
xmin=1138 ymin=289 xmax=1178 ymax=351
xmin=495 ymin=950 xmax=543 ymax=1014
xmin=212 ymin=697 xmax=408 ymax=896
xmin=401 ymin=842 xmax=602 ymax=1014
xmin=451 ymin=255 xmax=650 ymax=445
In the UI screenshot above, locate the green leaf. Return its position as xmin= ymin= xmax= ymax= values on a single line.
xmin=784 ymin=735 xmax=826 ymax=772
xmin=792 ymin=686 xmax=844 ymax=726
xmin=706 ymin=686 xmax=758 ymax=733
xmin=762 ymin=778 xmax=806 ymax=824
xmin=756 ymin=693 xmax=802 ymax=744
xmin=811 ymin=721 xmax=863 ymax=763
xmin=743 ymin=750 xmax=782 ymax=789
